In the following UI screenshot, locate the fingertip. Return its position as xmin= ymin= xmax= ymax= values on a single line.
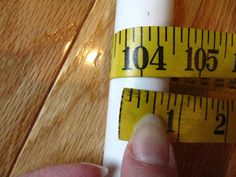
xmin=121 ymin=114 xmax=178 ymax=177
xmin=80 ymin=163 xmax=109 ymax=176
xmin=131 ymin=114 xmax=170 ymax=166
xmin=133 ymin=114 xmax=165 ymax=132
xmin=18 ymin=163 xmax=108 ymax=177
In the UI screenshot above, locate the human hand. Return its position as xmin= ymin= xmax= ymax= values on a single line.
xmin=20 ymin=114 xmax=178 ymax=177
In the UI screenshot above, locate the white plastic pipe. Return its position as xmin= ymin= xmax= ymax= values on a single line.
xmin=104 ymin=0 xmax=174 ymax=177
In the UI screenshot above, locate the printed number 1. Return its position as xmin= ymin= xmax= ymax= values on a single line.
xmin=233 ymin=54 xmax=236 ymax=72
xmin=166 ymin=109 xmax=174 ymax=133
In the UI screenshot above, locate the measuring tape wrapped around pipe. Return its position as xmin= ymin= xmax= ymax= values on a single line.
xmin=111 ymin=26 xmax=236 ymax=79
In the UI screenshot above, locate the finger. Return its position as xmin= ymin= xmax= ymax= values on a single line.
xmin=121 ymin=114 xmax=178 ymax=177
xmin=19 ymin=163 xmax=108 ymax=177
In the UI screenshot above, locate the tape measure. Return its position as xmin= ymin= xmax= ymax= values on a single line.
xmin=111 ymin=26 xmax=236 ymax=78
xmin=111 ymin=26 xmax=236 ymax=143
xmin=119 ymin=88 xmax=236 ymax=143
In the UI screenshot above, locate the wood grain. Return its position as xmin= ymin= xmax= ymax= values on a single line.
xmin=0 ymin=0 xmax=235 ymax=177
xmin=9 ymin=0 xmax=115 ymax=176
xmin=0 ymin=0 xmax=96 ymax=176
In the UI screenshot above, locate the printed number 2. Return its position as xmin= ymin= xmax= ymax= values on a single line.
xmin=214 ymin=113 xmax=227 ymax=135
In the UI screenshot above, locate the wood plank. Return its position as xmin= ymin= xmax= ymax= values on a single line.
xmin=5 ymin=0 xmax=236 ymax=177
xmin=0 ymin=0 xmax=96 ymax=176
xmin=9 ymin=0 xmax=115 ymax=176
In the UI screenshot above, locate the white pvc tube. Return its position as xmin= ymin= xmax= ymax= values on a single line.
xmin=104 ymin=0 xmax=174 ymax=177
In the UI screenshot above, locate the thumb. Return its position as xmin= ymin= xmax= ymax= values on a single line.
xmin=121 ymin=114 xmax=178 ymax=177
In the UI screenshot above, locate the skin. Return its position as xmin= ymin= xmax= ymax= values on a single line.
xmin=20 ymin=164 xmax=103 ymax=177
xmin=121 ymin=144 xmax=177 ymax=177
xmin=20 ymin=143 xmax=177 ymax=177
xmin=20 ymin=115 xmax=178 ymax=177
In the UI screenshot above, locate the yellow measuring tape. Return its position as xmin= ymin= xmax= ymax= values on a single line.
xmin=111 ymin=26 xmax=236 ymax=143
xmin=111 ymin=26 xmax=236 ymax=78
xmin=119 ymin=88 xmax=236 ymax=143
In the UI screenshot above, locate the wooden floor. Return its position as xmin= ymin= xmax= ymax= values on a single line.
xmin=0 ymin=0 xmax=235 ymax=177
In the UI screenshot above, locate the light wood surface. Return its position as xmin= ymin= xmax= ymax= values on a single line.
xmin=0 ymin=0 xmax=235 ymax=177
xmin=0 ymin=0 xmax=96 ymax=176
